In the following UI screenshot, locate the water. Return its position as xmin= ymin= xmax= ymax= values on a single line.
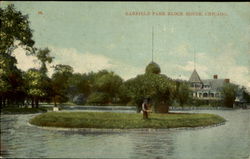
xmin=60 ymin=105 xmax=136 ymax=113
xmin=1 ymin=109 xmax=249 ymax=159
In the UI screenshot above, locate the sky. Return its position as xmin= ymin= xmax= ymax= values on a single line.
xmin=1 ymin=2 xmax=250 ymax=90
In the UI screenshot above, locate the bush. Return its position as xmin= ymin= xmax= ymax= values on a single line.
xmin=86 ymin=92 xmax=109 ymax=105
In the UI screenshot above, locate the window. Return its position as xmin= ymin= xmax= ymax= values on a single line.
xmin=203 ymin=93 xmax=208 ymax=97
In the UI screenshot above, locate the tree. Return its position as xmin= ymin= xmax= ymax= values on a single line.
xmin=87 ymin=92 xmax=109 ymax=105
xmin=94 ymin=71 xmax=123 ymax=103
xmin=0 ymin=4 xmax=35 ymax=108
xmin=36 ymin=47 xmax=54 ymax=74
xmin=51 ymin=64 xmax=73 ymax=106
xmin=0 ymin=4 xmax=34 ymax=54
xmin=222 ymin=83 xmax=238 ymax=108
xmin=242 ymin=88 xmax=250 ymax=103
xmin=24 ymin=69 xmax=46 ymax=108
xmin=85 ymin=70 xmax=123 ymax=105
xmin=124 ymin=73 xmax=176 ymax=113
xmin=175 ymin=81 xmax=191 ymax=106
xmin=0 ymin=53 xmax=26 ymax=107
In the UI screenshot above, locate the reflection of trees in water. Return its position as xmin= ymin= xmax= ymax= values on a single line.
xmin=129 ymin=131 xmax=176 ymax=159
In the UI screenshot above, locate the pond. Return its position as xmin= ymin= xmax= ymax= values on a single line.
xmin=1 ymin=108 xmax=249 ymax=159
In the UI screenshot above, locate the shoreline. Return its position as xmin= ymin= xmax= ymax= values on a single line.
xmin=27 ymin=121 xmax=226 ymax=132
xmin=28 ymin=112 xmax=226 ymax=131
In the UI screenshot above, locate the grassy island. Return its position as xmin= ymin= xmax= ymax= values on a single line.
xmin=29 ymin=112 xmax=226 ymax=129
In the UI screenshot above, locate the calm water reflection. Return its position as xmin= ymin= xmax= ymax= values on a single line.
xmin=1 ymin=109 xmax=249 ymax=159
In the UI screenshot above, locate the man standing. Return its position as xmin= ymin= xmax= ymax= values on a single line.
xmin=142 ymin=98 xmax=151 ymax=119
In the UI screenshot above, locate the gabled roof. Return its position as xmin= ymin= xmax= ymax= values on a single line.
xmin=202 ymin=79 xmax=225 ymax=90
xmin=189 ymin=69 xmax=202 ymax=83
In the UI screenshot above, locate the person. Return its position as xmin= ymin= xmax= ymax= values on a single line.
xmin=142 ymin=98 xmax=151 ymax=119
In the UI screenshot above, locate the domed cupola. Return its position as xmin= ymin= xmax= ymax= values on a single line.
xmin=145 ymin=61 xmax=161 ymax=74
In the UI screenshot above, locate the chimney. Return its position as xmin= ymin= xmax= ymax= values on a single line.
xmin=213 ymin=75 xmax=218 ymax=79
xmin=224 ymin=79 xmax=230 ymax=83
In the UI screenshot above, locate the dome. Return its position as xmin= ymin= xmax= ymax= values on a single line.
xmin=145 ymin=61 xmax=161 ymax=74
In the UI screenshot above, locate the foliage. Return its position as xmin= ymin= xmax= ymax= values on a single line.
xmin=51 ymin=64 xmax=73 ymax=106
xmin=94 ymin=71 xmax=123 ymax=103
xmin=0 ymin=4 xmax=34 ymax=54
xmin=87 ymin=92 xmax=109 ymax=105
xmin=241 ymin=87 xmax=250 ymax=103
xmin=24 ymin=69 xmax=46 ymax=97
xmin=0 ymin=4 xmax=35 ymax=108
xmin=222 ymin=83 xmax=238 ymax=108
xmin=124 ymin=73 xmax=176 ymax=112
xmin=36 ymin=47 xmax=54 ymax=74
xmin=30 ymin=112 xmax=226 ymax=129
xmin=175 ymin=81 xmax=191 ymax=106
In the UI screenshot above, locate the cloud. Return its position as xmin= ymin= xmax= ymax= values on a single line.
xmin=168 ymin=43 xmax=191 ymax=57
xmin=162 ymin=42 xmax=250 ymax=91
xmin=48 ymin=46 xmax=143 ymax=80
xmin=105 ymin=43 xmax=116 ymax=50
xmin=48 ymin=47 xmax=113 ymax=75
xmin=13 ymin=46 xmax=40 ymax=71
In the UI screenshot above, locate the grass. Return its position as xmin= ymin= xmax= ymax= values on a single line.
xmin=1 ymin=107 xmax=47 ymax=114
xmin=29 ymin=112 xmax=226 ymax=129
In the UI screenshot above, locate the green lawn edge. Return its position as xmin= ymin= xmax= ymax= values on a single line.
xmin=29 ymin=112 xmax=226 ymax=129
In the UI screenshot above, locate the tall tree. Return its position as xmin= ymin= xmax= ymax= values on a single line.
xmin=51 ymin=64 xmax=73 ymax=106
xmin=0 ymin=4 xmax=34 ymax=54
xmin=0 ymin=4 xmax=35 ymax=108
xmin=24 ymin=69 xmax=46 ymax=108
xmin=36 ymin=48 xmax=54 ymax=74
xmin=222 ymin=83 xmax=238 ymax=108
xmin=175 ymin=81 xmax=191 ymax=106
xmin=124 ymin=73 xmax=176 ymax=113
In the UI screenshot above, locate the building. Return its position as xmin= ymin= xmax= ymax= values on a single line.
xmin=189 ymin=69 xmax=230 ymax=100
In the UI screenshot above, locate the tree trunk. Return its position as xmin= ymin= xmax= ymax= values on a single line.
xmin=31 ymin=98 xmax=34 ymax=108
xmin=53 ymin=96 xmax=57 ymax=107
xmin=35 ymin=98 xmax=39 ymax=108
xmin=0 ymin=96 xmax=2 ymax=108
xmin=3 ymin=97 xmax=6 ymax=107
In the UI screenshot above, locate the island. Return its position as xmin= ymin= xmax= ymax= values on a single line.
xmin=29 ymin=112 xmax=226 ymax=129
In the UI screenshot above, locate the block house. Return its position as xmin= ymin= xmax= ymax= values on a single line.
xmin=189 ymin=69 xmax=230 ymax=100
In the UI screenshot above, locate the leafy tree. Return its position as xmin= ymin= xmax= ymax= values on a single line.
xmin=67 ymin=73 xmax=92 ymax=104
xmin=51 ymin=64 xmax=73 ymax=106
xmin=94 ymin=71 xmax=123 ymax=103
xmin=0 ymin=4 xmax=35 ymax=108
xmin=85 ymin=70 xmax=123 ymax=105
xmin=0 ymin=4 xmax=34 ymax=54
xmin=36 ymin=47 xmax=54 ymax=74
xmin=0 ymin=53 xmax=26 ymax=107
xmin=222 ymin=83 xmax=238 ymax=108
xmin=24 ymin=69 xmax=46 ymax=108
xmin=242 ymin=88 xmax=250 ymax=103
xmin=175 ymin=81 xmax=191 ymax=106
xmin=124 ymin=73 xmax=176 ymax=113
xmin=86 ymin=92 xmax=109 ymax=105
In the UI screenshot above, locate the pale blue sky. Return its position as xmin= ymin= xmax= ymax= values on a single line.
xmin=1 ymin=2 xmax=250 ymax=90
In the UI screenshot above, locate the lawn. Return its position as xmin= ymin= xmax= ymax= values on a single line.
xmin=29 ymin=112 xmax=226 ymax=129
